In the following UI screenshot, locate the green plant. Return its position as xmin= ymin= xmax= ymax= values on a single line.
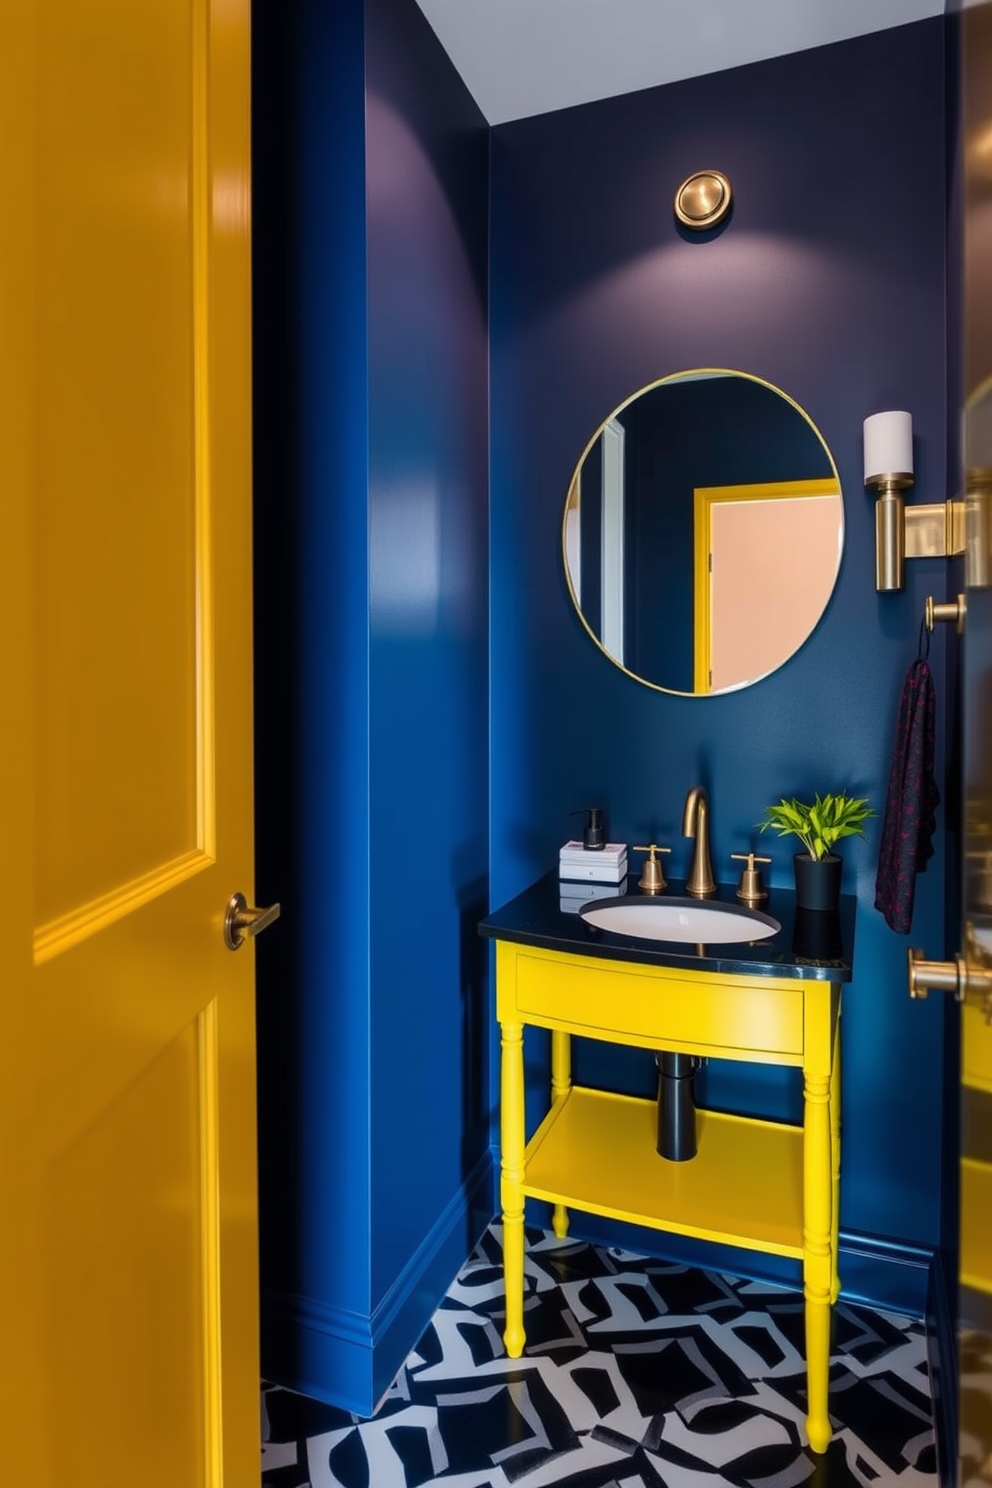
xmin=756 ymin=792 xmax=875 ymax=861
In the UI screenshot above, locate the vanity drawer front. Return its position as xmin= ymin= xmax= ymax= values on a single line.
xmin=504 ymin=946 xmax=804 ymax=1059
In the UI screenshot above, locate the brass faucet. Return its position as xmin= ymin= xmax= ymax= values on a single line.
xmin=682 ymin=786 xmax=717 ymax=898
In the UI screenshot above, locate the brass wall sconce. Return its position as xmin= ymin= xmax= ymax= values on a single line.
xmin=863 ymin=410 xmax=965 ymax=592
xmin=674 ymin=170 xmax=732 ymax=230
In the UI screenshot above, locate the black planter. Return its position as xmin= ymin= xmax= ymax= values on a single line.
xmin=793 ymin=852 xmax=842 ymax=912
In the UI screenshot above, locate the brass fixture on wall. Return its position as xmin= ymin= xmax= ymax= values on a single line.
xmin=863 ymin=409 xmax=965 ymax=591
xmin=673 ymin=170 xmax=732 ymax=230
xmin=925 ymin=593 xmax=967 ymax=634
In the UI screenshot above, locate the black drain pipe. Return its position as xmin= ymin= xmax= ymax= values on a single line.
xmin=656 ymin=1052 xmax=699 ymax=1162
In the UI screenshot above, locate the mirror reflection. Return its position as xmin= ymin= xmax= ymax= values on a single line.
xmin=562 ymin=370 xmax=844 ymax=695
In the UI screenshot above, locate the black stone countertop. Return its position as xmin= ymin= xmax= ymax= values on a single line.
xmin=479 ymin=870 xmax=856 ymax=982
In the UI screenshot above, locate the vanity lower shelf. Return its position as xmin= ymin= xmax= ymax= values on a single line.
xmin=524 ymin=1085 xmax=804 ymax=1259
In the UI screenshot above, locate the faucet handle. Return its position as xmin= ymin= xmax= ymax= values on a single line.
xmin=731 ymin=852 xmax=771 ymax=904
xmin=633 ymin=844 xmax=671 ymax=896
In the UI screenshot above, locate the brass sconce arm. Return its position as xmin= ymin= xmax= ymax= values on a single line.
xmin=863 ymin=410 xmax=966 ymax=592
xmin=867 ymin=474 xmax=912 ymax=592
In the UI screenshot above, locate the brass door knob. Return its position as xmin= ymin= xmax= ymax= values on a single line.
xmin=224 ymin=892 xmax=281 ymax=951
xmin=908 ymin=946 xmax=992 ymax=1018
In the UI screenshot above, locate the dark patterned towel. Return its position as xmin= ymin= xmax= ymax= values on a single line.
xmin=874 ymin=658 xmax=940 ymax=934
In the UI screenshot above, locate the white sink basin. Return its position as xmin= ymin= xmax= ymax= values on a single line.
xmin=579 ymin=896 xmax=780 ymax=945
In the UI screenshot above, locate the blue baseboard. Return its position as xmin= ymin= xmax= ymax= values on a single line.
xmin=261 ymin=1149 xmax=494 ymax=1417
xmin=926 ymin=1248 xmax=958 ymax=1488
xmin=838 ymin=1228 xmax=934 ymax=1317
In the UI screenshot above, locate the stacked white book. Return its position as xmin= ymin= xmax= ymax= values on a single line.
xmin=558 ymin=840 xmax=628 ymax=884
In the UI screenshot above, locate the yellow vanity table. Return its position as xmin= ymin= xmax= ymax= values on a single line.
xmin=481 ymin=873 xmax=856 ymax=1455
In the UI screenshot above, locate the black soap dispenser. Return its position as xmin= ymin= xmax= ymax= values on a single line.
xmin=572 ymin=807 xmax=606 ymax=850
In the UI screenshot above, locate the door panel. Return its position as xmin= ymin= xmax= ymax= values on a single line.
xmin=707 ymin=489 xmax=841 ymax=692
xmin=693 ymin=479 xmax=841 ymax=694
xmin=51 ymin=1020 xmax=206 ymax=1483
xmin=960 ymin=578 xmax=992 ymax=1484
xmin=0 ymin=0 xmax=258 ymax=1483
xmin=960 ymin=3 xmax=992 ymax=1480
xmin=33 ymin=0 xmax=200 ymax=928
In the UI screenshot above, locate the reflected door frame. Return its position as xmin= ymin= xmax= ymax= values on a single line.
xmin=693 ymin=478 xmax=842 ymax=694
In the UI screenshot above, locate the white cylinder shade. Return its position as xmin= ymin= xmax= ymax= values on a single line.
xmin=864 ymin=410 xmax=913 ymax=483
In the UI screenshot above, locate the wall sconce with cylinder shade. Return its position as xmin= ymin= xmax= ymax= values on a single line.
xmin=863 ymin=410 xmax=964 ymax=591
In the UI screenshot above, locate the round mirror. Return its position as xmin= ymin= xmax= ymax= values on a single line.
xmin=562 ymin=370 xmax=843 ymax=696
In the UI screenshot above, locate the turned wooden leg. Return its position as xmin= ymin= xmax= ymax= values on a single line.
xmin=551 ymin=1029 xmax=571 ymax=1239
xmin=500 ymin=1020 xmax=526 ymax=1358
xmin=804 ymin=1072 xmax=833 ymax=1454
xmin=830 ymin=1027 xmax=841 ymax=1304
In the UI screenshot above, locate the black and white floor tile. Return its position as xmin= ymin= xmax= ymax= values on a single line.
xmin=261 ymin=1225 xmax=938 ymax=1488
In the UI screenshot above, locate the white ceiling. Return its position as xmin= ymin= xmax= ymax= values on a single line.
xmin=413 ymin=0 xmax=945 ymax=126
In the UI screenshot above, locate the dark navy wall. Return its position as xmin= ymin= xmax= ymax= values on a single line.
xmin=253 ymin=0 xmax=373 ymax=1394
xmin=365 ymin=0 xmax=491 ymax=1304
xmin=489 ymin=19 xmax=954 ymax=1294
xmin=253 ymin=0 xmax=490 ymax=1415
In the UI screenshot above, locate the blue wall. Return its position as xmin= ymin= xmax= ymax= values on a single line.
xmin=252 ymin=0 xmax=491 ymax=1414
xmin=489 ymin=19 xmax=955 ymax=1303
xmin=365 ymin=0 xmax=491 ymax=1306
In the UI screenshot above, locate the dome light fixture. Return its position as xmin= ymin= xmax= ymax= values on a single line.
xmin=673 ymin=169 xmax=732 ymax=230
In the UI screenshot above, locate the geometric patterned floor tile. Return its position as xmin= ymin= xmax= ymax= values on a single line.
xmin=261 ymin=1225 xmax=939 ymax=1488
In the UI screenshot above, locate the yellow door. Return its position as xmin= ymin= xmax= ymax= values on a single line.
xmin=959 ymin=4 xmax=992 ymax=1479
xmin=0 ymin=1 xmax=260 ymax=1484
